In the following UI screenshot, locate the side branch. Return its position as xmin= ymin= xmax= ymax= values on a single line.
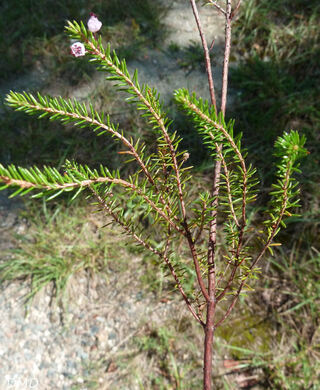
xmin=230 ymin=0 xmax=242 ymax=20
xmin=207 ymin=156 xmax=221 ymax=301
xmin=7 ymin=94 xmax=154 ymax=186
xmin=91 ymin=187 xmax=204 ymax=326
xmin=190 ymin=0 xmax=217 ymax=112
xmin=0 ymin=174 xmax=185 ymax=236
xmin=216 ymin=143 xmax=240 ymax=227
xmin=184 ymin=227 xmax=210 ymax=302
xmin=215 ymin=166 xmax=291 ymax=327
xmin=207 ymin=0 xmax=227 ymax=16
xmin=82 ymin=36 xmax=188 ymax=221
xmin=7 ymin=92 xmax=177 ymax=220
xmin=184 ymin=100 xmax=248 ymax=234
xmin=221 ymin=0 xmax=232 ymax=115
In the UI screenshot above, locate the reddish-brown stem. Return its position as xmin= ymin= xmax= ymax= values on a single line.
xmin=207 ymin=0 xmax=227 ymax=16
xmin=202 ymin=153 xmax=220 ymax=390
xmin=231 ymin=0 xmax=242 ymax=20
xmin=189 ymin=1 xmax=230 ymax=388
xmin=91 ymin=187 xmax=204 ymax=326
xmin=190 ymin=0 xmax=217 ymax=112
xmin=203 ymin=300 xmax=216 ymax=390
xmin=185 ymin=227 xmax=210 ymax=302
xmin=193 ymin=0 xmax=237 ymax=388
xmin=221 ymin=0 xmax=232 ymax=115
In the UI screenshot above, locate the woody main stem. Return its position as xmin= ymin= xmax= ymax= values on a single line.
xmin=198 ymin=0 xmax=233 ymax=389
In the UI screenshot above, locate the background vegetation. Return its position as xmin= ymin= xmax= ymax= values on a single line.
xmin=0 ymin=0 xmax=319 ymax=388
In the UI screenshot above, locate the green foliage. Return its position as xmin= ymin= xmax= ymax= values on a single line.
xmin=65 ymin=21 xmax=173 ymax=137
xmin=264 ymin=131 xmax=307 ymax=239
xmin=1 ymin=17 xmax=307 ymax=315
xmin=0 ymin=6 xmax=313 ymax=389
xmin=0 ymin=18 xmax=310 ymax=390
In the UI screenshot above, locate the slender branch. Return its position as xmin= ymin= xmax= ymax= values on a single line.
xmin=78 ymin=24 xmax=211 ymax=314
xmin=207 ymin=0 xmax=227 ymax=16
xmin=216 ymin=142 xmax=240 ymax=227
xmin=82 ymin=35 xmax=188 ymax=221
xmin=215 ymin=255 xmax=246 ymax=302
xmin=190 ymin=0 xmax=217 ymax=112
xmin=90 ymin=187 xmax=204 ymax=326
xmin=230 ymin=0 xmax=242 ymax=20
xmin=213 ymin=139 xmax=242 ymax=302
xmin=8 ymin=94 xmax=179 ymax=221
xmin=1 ymin=174 xmax=185 ymax=236
xmin=8 ymin=95 xmax=155 ymax=187
xmin=205 ymin=4 xmax=240 ymax=301
xmin=206 ymin=157 xmax=220 ymax=305
xmin=184 ymin=226 xmax=210 ymax=302
xmin=216 ymin=260 xmax=231 ymax=289
xmin=164 ymin=226 xmax=171 ymax=258
xmin=221 ymin=0 xmax=232 ymax=115
xmin=194 ymin=201 xmax=207 ymax=243
xmin=189 ymin=0 xmax=222 ymax=310
xmin=182 ymin=99 xmax=248 ymax=231
xmin=215 ymin=165 xmax=291 ymax=327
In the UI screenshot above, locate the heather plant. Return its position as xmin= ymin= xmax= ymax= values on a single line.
xmin=0 ymin=1 xmax=307 ymax=389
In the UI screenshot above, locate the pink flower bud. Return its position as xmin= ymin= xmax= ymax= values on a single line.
xmin=87 ymin=13 xmax=102 ymax=33
xmin=70 ymin=42 xmax=86 ymax=57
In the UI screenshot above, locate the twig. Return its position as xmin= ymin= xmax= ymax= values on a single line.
xmin=216 ymin=255 xmax=246 ymax=302
xmin=1 ymin=174 xmax=185 ymax=236
xmin=83 ymin=34 xmax=188 ymax=223
xmin=216 ymin=142 xmax=240 ymax=228
xmin=11 ymin=98 xmax=154 ymax=186
xmin=189 ymin=0 xmax=221 ymax=309
xmin=215 ymin=166 xmax=292 ymax=327
xmin=207 ymin=157 xmax=221 ymax=297
xmin=9 ymin=94 xmax=180 ymax=222
xmin=90 ymin=187 xmax=204 ymax=326
xmin=185 ymin=226 xmax=210 ymax=302
xmin=207 ymin=0 xmax=227 ymax=16
xmin=182 ymin=99 xmax=248 ymax=256
xmin=230 ymin=0 xmax=242 ymax=20
xmin=209 ymin=38 xmax=215 ymax=51
xmin=190 ymin=0 xmax=217 ymax=112
xmin=221 ymin=0 xmax=232 ymax=115
xmin=194 ymin=201 xmax=207 ymax=243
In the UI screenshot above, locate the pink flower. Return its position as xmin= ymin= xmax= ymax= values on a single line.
xmin=70 ymin=42 xmax=86 ymax=57
xmin=87 ymin=13 xmax=102 ymax=33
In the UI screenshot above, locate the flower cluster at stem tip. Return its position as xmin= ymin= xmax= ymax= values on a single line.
xmin=70 ymin=13 xmax=102 ymax=57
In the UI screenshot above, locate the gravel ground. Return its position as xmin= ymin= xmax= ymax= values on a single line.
xmin=0 ymin=261 xmax=186 ymax=390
